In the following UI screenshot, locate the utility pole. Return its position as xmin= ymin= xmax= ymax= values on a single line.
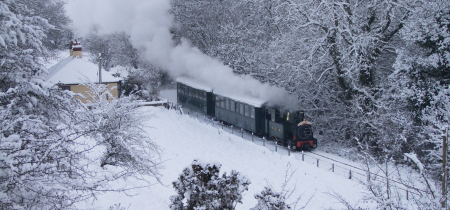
xmin=98 ymin=53 xmax=102 ymax=84
xmin=443 ymin=128 xmax=448 ymax=209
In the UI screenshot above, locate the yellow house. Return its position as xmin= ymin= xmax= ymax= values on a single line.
xmin=45 ymin=55 xmax=122 ymax=103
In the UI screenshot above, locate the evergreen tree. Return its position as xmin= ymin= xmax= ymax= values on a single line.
xmin=170 ymin=160 xmax=250 ymax=210
xmin=251 ymin=187 xmax=290 ymax=210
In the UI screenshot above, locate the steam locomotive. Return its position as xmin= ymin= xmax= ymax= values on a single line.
xmin=176 ymin=77 xmax=317 ymax=150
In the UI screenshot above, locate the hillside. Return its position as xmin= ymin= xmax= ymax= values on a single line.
xmin=76 ymin=105 xmax=373 ymax=209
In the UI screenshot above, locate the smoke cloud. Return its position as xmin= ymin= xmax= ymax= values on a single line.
xmin=65 ymin=0 xmax=295 ymax=108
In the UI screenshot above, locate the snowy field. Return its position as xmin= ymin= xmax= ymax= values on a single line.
xmin=76 ymin=104 xmax=377 ymax=210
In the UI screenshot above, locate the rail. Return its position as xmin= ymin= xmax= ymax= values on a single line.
xmin=162 ymin=102 xmax=431 ymax=199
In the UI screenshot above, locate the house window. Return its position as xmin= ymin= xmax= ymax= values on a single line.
xmin=60 ymin=85 xmax=70 ymax=91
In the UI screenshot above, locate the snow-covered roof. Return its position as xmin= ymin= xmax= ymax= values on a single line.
xmin=44 ymin=56 xmax=122 ymax=85
xmin=214 ymin=90 xmax=266 ymax=108
xmin=176 ymin=76 xmax=213 ymax=92
xmin=176 ymin=76 xmax=266 ymax=107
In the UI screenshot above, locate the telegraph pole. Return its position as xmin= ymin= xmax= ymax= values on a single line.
xmin=443 ymin=128 xmax=448 ymax=209
xmin=98 ymin=53 xmax=102 ymax=84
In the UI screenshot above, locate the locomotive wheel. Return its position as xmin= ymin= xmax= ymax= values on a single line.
xmin=289 ymin=140 xmax=297 ymax=150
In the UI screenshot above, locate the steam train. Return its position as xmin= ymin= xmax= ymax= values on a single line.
xmin=176 ymin=77 xmax=317 ymax=150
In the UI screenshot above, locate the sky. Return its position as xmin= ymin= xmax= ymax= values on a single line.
xmin=64 ymin=0 xmax=296 ymax=108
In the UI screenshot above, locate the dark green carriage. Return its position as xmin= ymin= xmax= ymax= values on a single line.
xmin=214 ymin=94 xmax=265 ymax=136
xmin=177 ymin=82 xmax=214 ymax=116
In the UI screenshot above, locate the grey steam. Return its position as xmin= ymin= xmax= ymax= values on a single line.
xmin=65 ymin=0 xmax=294 ymax=108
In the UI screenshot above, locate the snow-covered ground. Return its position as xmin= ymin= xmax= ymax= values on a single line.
xmin=76 ymin=104 xmax=378 ymax=210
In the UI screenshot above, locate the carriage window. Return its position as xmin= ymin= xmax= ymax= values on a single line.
xmin=251 ymin=107 xmax=255 ymax=119
xmin=245 ymin=105 xmax=250 ymax=117
xmin=216 ymin=96 xmax=220 ymax=106
xmin=226 ymin=98 xmax=230 ymax=110
xmin=271 ymin=109 xmax=275 ymax=122
xmin=230 ymin=100 xmax=235 ymax=112
xmin=221 ymin=98 xmax=225 ymax=108
xmin=181 ymin=85 xmax=185 ymax=94
xmin=240 ymin=103 xmax=245 ymax=115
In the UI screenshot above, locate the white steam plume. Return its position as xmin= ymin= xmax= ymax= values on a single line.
xmin=65 ymin=0 xmax=295 ymax=108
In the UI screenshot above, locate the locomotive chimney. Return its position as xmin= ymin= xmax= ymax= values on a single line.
xmin=299 ymin=111 xmax=305 ymax=121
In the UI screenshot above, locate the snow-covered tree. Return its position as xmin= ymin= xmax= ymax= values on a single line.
xmin=391 ymin=0 xmax=450 ymax=177
xmin=83 ymin=32 xmax=163 ymax=100
xmin=121 ymin=59 xmax=163 ymax=101
xmin=170 ymin=160 xmax=250 ymax=210
xmin=84 ymin=32 xmax=139 ymax=70
xmin=0 ymin=1 xmax=161 ymax=208
xmin=78 ymin=82 xmax=162 ymax=177
xmin=16 ymin=0 xmax=72 ymax=53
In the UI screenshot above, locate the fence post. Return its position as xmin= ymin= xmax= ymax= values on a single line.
xmin=275 ymin=143 xmax=277 ymax=152
xmin=252 ymin=133 xmax=254 ymax=142
xmin=204 ymin=116 xmax=206 ymax=122
xmin=349 ymin=170 xmax=352 ymax=179
xmin=241 ymin=129 xmax=243 ymax=138
xmin=188 ymin=111 xmax=190 ymax=116
xmin=302 ymin=151 xmax=304 ymax=161
xmin=332 ymin=163 xmax=334 ymax=172
xmin=406 ymin=190 xmax=408 ymax=200
xmin=288 ymin=146 xmax=290 ymax=156
xmin=317 ymin=159 xmax=319 ymax=167
xmin=263 ymin=137 xmax=265 ymax=146
xmin=231 ymin=125 xmax=233 ymax=134
xmin=222 ymin=123 xmax=224 ymax=130
xmin=196 ymin=113 xmax=198 ymax=119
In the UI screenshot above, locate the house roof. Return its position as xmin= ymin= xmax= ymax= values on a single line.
xmin=44 ymin=56 xmax=122 ymax=85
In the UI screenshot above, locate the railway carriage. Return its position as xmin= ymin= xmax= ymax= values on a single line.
xmin=176 ymin=77 xmax=215 ymax=116
xmin=175 ymin=77 xmax=317 ymax=150
xmin=214 ymin=93 xmax=266 ymax=136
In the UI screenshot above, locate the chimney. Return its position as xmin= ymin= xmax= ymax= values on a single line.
xmin=71 ymin=40 xmax=82 ymax=58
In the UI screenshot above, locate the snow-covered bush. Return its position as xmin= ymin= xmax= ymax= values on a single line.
xmin=170 ymin=160 xmax=250 ymax=210
xmin=251 ymin=187 xmax=290 ymax=210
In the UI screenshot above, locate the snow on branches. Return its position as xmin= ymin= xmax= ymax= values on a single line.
xmin=170 ymin=160 xmax=250 ymax=210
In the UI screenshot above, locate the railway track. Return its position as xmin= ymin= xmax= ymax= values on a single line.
xmin=169 ymin=104 xmax=429 ymax=196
